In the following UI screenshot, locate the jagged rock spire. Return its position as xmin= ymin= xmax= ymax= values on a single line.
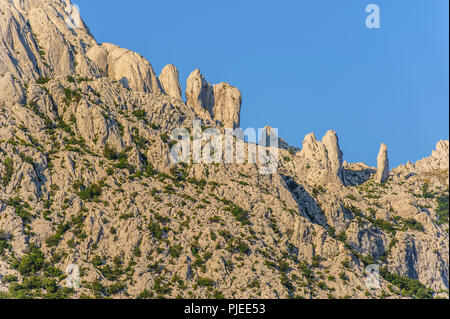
xmin=87 ymin=43 xmax=163 ymax=93
xmin=322 ymin=130 xmax=344 ymax=181
xmin=376 ymin=143 xmax=389 ymax=183
xmin=185 ymin=69 xmax=215 ymax=122
xmin=159 ymin=64 xmax=182 ymax=100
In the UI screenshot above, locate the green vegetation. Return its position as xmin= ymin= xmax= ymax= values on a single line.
xmin=160 ymin=133 xmax=170 ymax=144
xmin=6 ymin=197 xmax=32 ymax=225
xmin=222 ymin=202 xmax=251 ymax=226
xmin=380 ymin=267 xmax=434 ymax=299
xmin=401 ymin=218 xmax=424 ymax=232
xmin=57 ymin=119 xmax=75 ymax=136
xmin=169 ymin=245 xmax=183 ymax=258
xmin=196 ymin=277 xmax=215 ymax=287
xmin=1 ymin=157 xmax=14 ymax=187
xmin=148 ymin=221 xmax=163 ymax=240
xmin=0 ymin=230 xmax=12 ymax=256
xmin=103 ymin=144 xmax=120 ymax=161
xmin=132 ymin=109 xmax=147 ymax=121
xmin=422 ymin=183 xmax=434 ymax=199
xmin=367 ymin=216 xmax=396 ymax=235
xmin=5 ymin=245 xmax=71 ymax=298
xmin=45 ymin=223 xmax=70 ymax=247
xmin=63 ymin=87 xmax=82 ymax=106
xmin=36 ymin=76 xmax=51 ymax=84
xmin=103 ymin=145 xmax=134 ymax=173
xmin=436 ymin=194 xmax=449 ymax=224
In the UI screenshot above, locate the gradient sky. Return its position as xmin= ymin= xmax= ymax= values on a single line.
xmin=74 ymin=0 xmax=449 ymax=167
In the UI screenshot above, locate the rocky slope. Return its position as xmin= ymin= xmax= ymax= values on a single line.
xmin=0 ymin=0 xmax=448 ymax=299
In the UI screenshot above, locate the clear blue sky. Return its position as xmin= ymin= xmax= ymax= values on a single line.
xmin=75 ymin=0 xmax=449 ymax=167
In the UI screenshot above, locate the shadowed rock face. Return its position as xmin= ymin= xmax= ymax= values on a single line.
xmin=159 ymin=64 xmax=182 ymax=100
xmin=376 ymin=143 xmax=389 ymax=184
xmin=185 ymin=69 xmax=242 ymax=128
xmin=0 ymin=0 xmax=99 ymax=82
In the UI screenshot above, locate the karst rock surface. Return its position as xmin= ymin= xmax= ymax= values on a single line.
xmin=0 ymin=0 xmax=448 ymax=300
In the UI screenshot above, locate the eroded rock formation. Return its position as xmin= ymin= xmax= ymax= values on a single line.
xmin=185 ymin=69 xmax=242 ymax=128
xmin=376 ymin=143 xmax=389 ymax=184
xmin=296 ymin=130 xmax=345 ymax=185
xmin=159 ymin=64 xmax=182 ymax=100
xmin=0 ymin=0 xmax=447 ymax=300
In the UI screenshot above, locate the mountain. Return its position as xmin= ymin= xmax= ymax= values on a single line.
xmin=0 ymin=0 xmax=448 ymax=299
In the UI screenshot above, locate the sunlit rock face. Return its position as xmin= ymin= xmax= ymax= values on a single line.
xmin=159 ymin=64 xmax=182 ymax=100
xmin=376 ymin=143 xmax=389 ymax=184
xmin=185 ymin=69 xmax=242 ymax=128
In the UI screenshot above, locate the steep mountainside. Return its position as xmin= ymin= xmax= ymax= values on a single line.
xmin=0 ymin=0 xmax=448 ymax=299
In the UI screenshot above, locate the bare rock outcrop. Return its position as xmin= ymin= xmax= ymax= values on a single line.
xmin=159 ymin=64 xmax=182 ymax=100
xmin=415 ymin=140 xmax=449 ymax=172
xmin=86 ymin=43 xmax=162 ymax=93
xmin=212 ymin=82 xmax=242 ymax=128
xmin=296 ymin=130 xmax=345 ymax=184
xmin=0 ymin=0 xmax=99 ymax=81
xmin=322 ymin=130 xmax=344 ymax=181
xmin=185 ymin=69 xmax=242 ymax=128
xmin=376 ymin=143 xmax=389 ymax=184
